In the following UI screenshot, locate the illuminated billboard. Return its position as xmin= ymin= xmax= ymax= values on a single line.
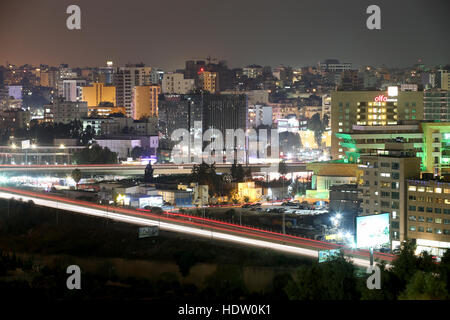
xmin=356 ymin=213 xmax=390 ymax=249
xmin=318 ymin=249 xmax=341 ymax=263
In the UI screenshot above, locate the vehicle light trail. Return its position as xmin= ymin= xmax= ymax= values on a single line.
xmin=0 ymin=187 xmax=394 ymax=267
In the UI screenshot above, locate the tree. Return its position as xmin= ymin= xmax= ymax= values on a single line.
xmin=191 ymin=162 xmax=222 ymax=196
xmin=71 ymin=169 xmax=82 ymax=188
xmin=131 ymin=146 xmax=144 ymax=159
xmin=307 ymin=113 xmax=325 ymax=148
xmin=278 ymin=161 xmax=288 ymax=177
xmin=80 ymin=125 xmax=95 ymax=146
xmin=236 ymin=164 xmax=245 ymax=182
xmin=144 ymin=163 xmax=154 ymax=183
xmin=278 ymin=161 xmax=288 ymax=199
xmin=285 ymin=255 xmax=359 ymax=300
xmin=73 ymin=144 xmax=118 ymax=164
xmin=399 ymin=271 xmax=448 ymax=300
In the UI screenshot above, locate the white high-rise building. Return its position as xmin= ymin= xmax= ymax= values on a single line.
xmin=114 ymin=64 xmax=152 ymax=117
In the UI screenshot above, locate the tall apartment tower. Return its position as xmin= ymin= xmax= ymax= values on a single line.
xmin=200 ymin=71 xmax=218 ymax=93
xmin=114 ymin=64 xmax=152 ymax=117
xmin=359 ymin=143 xmax=421 ymax=249
xmin=132 ymin=85 xmax=161 ymax=119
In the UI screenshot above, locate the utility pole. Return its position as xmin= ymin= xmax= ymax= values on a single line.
xmin=282 ymin=211 xmax=286 ymax=234
xmin=370 ymin=247 xmax=374 ymax=267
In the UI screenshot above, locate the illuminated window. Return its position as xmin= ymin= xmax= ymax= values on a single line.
xmin=408 ymin=186 xmax=417 ymax=192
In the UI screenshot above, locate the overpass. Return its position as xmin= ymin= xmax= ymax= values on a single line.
xmin=0 ymin=186 xmax=395 ymax=268
xmin=0 ymin=162 xmax=308 ymax=176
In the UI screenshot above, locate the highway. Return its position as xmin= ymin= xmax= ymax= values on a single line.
xmin=0 ymin=186 xmax=395 ymax=268
xmin=0 ymin=162 xmax=308 ymax=175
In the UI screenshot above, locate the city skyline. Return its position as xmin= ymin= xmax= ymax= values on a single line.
xmin=1 ymin=0 xmax=449 ymax=70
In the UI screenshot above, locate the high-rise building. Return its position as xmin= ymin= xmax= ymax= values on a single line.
xmin=132 ymin=85 xmax=161 ymax=119
xmin=59 ymin=79 xmax=86 ymax=102
xmin=331 ymin=88 xmax=424 ymax=160
xmin=424 ymin=89 xmax=450 ymax=121
xmin=185 ymin=60 xmax=206 ymax=80
xmin=81 ymin=82 xmax=116 ymax=107
xmin=436 ymin=70 xmax=450 ymax=91
xmin=98 ymin=61 xmax=115 ymax=85
xmin=114 ymin=64 xmax=152 ymax=117
xmin=40 ymin=69 xmax=59 ymax=88
xmin=359 ymin=143 xmax=421 ymax=248
xmin=158 ymin=94 xmax=203 ymax=140
xmin=200 ymin=71 xmax=218 ymax=93
xmin=406 ymin=176 xmax=450 ymax=257
xmin=150 ymin=68 xmax=164 ymax=85
xmin=336 ymin=122 xmax=450 ymax=176
xmin=47 ymin=98 xmax=88 ymax=124
xmin=202 ymin=93 xmax=247 ymax=133
xmin=161 ymin=73 xmax=195 ymax=94
xmin=243 ymin=65 xmax=263 ymax=79
xmin=247 ymin=104 xmax=272 ymax=128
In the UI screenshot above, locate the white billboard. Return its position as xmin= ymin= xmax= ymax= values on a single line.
xmin=356 ymin=213 xmax=390 ymax=249
xmin=21 ymin=140 xmax=30 ymax=149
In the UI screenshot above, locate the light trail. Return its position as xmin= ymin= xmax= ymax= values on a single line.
xmin=0 ymin=187 xmax=394 ymax=268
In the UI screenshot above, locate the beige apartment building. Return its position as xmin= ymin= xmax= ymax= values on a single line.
xmin=406 ymin=178 xmax=450 ymax=257
xmin=359 ymin=143 xmax=421 ymax=249
xmin=161 ymin=73 xmax=195 ymax=94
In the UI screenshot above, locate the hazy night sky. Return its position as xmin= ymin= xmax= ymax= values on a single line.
xmin=0 ymin=0 xmax=449 ymax=70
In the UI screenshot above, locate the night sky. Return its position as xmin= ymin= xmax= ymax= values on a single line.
xmin=0 ymin=0 xmax=449 ymax=69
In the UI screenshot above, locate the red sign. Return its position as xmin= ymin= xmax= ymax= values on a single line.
xmin=374 ymin=95 xmax=387 ymax=102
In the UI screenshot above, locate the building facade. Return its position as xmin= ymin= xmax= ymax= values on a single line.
xmin=132 ymin=85 xmax=161 ymax=119
xmin=359 ymin=143 xmax=421 ymax=249
xmin=81 ymin=82 xmax=116 ymax=108
xmin=406 ymin=177 xmax=450 ymax=257
xmin=331 ymin=88 xmax=424 ymax=160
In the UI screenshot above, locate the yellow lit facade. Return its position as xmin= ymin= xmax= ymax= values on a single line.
xmin=201 ymin=71 xmax=218 ymax=93
xmin=237 ymin=181 xmax=263 ymax=202
xmin=81 ymin=83 xmax=116 ymax=107
xmin=132 ymin=85 xmax=161 ymax=120
xmin=88 ymin=106 xmax=126 ymax=117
